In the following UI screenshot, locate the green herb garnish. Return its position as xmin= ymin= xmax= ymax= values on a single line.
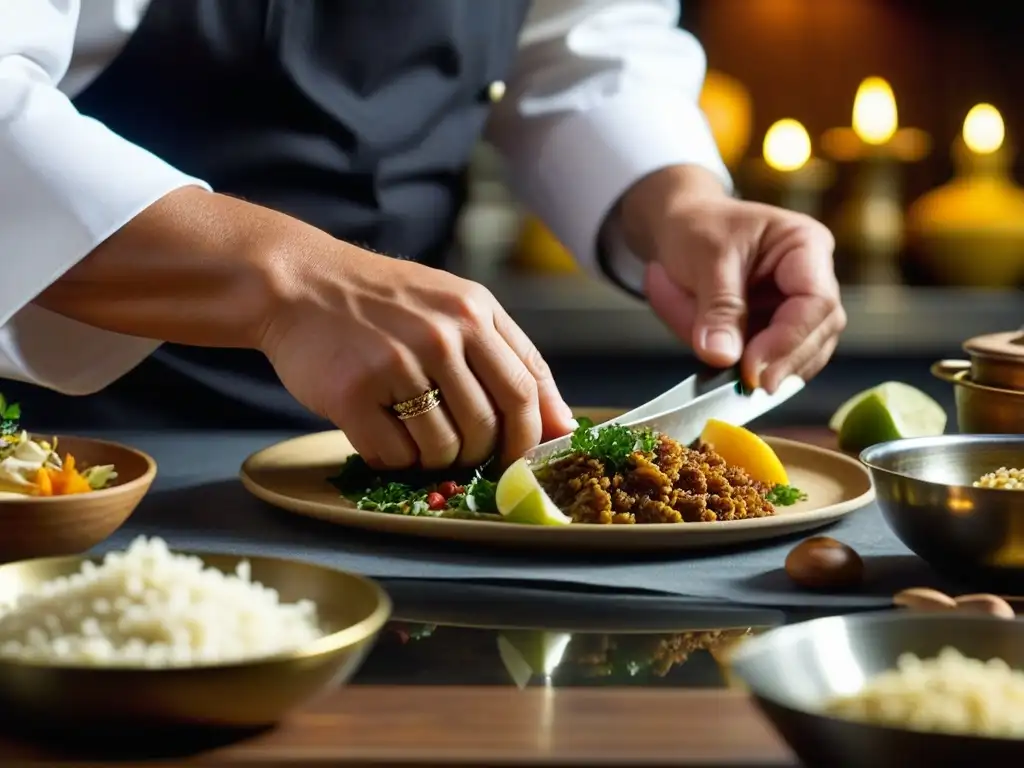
xmin=766 ymin=484 xmax=807 ymax=506
xmin=553 ymin=417 xmax=658 ymax=474
xmin=329 ymin=455 xmax=500 ymax=518
xmin=354 ymin=481 xmax=430 ymax=515
xmin=0 ymin=393 xmax=21 ymax=437
xmin=449 ymin=470 xmax=498 ymax=514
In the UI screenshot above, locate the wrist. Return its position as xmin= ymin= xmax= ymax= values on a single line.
xmin=617 ymin=164 xmax=730 ymax=261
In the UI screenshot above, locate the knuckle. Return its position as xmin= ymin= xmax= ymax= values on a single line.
xmin=415 ymin=323 xmax=460 ymax=361
xmin=453 ymin=283 xmax=496 ymax=328
xmin=422 ymin=433 xmax=461 ymax=469
xmin=380 ymin=442 xmax=418 ymax=469
xmin=832 ymin=304 xmax=849 ymax=333
xmin=704 ymin=293 xmax=747 ymax=318
xmin=504 ymin=367 xmax=539 ymax=411
xmin=523 ymin=345 xmax=553 ymax=382
xmin=372 ymin=342 xmax=410 ymax=376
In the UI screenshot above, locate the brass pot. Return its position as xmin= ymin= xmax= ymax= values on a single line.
xmin=963 ymin=330 xmax=1024 ymax=391
xmin=931 ymin=360 xmax=1024 ymax=434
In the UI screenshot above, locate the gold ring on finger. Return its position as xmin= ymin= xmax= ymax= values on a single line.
xmin=392 ymin=388 xmax=442 ymax=421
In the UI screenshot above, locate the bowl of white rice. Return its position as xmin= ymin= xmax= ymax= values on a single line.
xmin=0 ymin=536 xmax=391 ymax=731
xmin=729 ymin=612 xmax=1024 ymax=767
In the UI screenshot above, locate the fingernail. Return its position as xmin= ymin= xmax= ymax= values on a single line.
xmin=559 ymin=402 xmax=575 ymax=421
xmin=568 ymin=418 xmax=580 ymax=430
xmin=702 ymin=329 xmax=741 ymax=360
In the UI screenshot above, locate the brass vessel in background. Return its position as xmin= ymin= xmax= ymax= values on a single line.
xmin=930 ymin=330 xmax=1024 ymax=434
xmin=963 ymin=330 xmax=1024 ymax=390
xmin=906 ymin=107 xmax=1024 ymax=288
xmin=931 ymin=360 xmax=1024 ymax=434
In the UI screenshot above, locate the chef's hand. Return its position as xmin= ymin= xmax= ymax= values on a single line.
xmin=618 ymin=165 xmax=846 ymax=392
xmin=260 ymin=243 xmax=575 ymax=470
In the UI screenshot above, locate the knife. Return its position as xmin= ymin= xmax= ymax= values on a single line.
xmin=524 ymin=366 xmax=805 ymax=464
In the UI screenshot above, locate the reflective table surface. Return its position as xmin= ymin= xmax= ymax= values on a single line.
xmin=0 ymin=578 xmax=850 ymax=767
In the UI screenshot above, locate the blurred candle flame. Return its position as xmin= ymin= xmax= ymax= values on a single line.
xmin=852 ymin=77 xmax=898 ymax=145
xmin=763 ymin=118 xmax=812 ymax=172
xmin=963 ymin=103 xmax=1005 ymax=154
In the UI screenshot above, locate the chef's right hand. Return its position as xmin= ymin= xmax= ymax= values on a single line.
xmin=259 ymin=243 xmax=577 ymax=470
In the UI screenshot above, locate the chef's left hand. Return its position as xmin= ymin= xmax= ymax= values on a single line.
xmin=618 ymin=165 xmax=846 ymax=393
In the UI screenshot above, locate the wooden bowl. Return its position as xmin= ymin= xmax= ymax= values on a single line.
xmin=0 ymin=436 xmax=156 ymax=562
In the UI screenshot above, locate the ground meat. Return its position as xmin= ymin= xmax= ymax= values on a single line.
xmin=537 ymin=435 xmax=775 ymax=525
xmin=565 ymin=629 xmax=754 ymax=678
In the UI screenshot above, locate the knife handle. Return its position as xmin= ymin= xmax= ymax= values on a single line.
xmin=693 ymin=364 xmax=743 ymax=398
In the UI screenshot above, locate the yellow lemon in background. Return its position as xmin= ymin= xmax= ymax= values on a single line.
xmin=699 ymin=70 xmax=754 ymax=170
xmin=512 ymin=216 xmax=579 ymax=273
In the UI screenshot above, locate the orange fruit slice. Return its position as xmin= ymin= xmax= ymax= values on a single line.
xmin=699 ymin=419 xmax=789 ymax=486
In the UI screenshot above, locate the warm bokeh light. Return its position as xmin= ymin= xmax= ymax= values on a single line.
xmin=963 ymin=103 xmax=1005 ymax=154
xmin=852 ymin=77 xmax=898 ymax=145
xmin=762 ymin=118 xmax=812 ymax=172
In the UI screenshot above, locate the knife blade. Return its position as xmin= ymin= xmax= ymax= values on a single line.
xmin=622 ymin=373 xmax=805 ymax=447
xmin=524 ymin=367 xmax=804 ymax=464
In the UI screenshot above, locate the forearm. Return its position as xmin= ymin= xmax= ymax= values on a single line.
xmin=35 ymin=186 xmax=321 ymax=351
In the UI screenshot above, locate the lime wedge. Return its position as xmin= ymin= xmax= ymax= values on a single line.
xmin=495 ymin=457 xmax=537 ymax=512
xmin=495 ymin=458 xmax=572 ymax=526
xmin=503 ymin=489 xmax=572 ymax=526
xmin=829 ymin=382 xmax=947 ymax=452
xmin=497 ymin=630 xmax=574 ymax=688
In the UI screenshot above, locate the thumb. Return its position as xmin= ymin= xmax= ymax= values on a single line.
xmin=692 ymin=248 xmax=748 ymax=368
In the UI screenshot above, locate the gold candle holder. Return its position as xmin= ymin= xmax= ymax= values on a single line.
xmin=743 ymin=119 xmax=835 ymax=218
xmin=905 ymin=104 xmax=1024 ymax=287
xmin=822 ymin=77 xmax=931 ymax=285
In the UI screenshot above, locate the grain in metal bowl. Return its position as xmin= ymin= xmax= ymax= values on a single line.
xmin=730 ymin=613 xmax=1024 ymax=768
xmin=0 ymin=544 xmax=390 ymax=733
xmin=861 ymin=434 xmax=1024 ymax=590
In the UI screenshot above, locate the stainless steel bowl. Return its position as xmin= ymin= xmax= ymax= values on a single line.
xmin=729 ymin=612 xmax=1024 ymax=767
xmin=860 ymin=434 xmax=1024 ymax=590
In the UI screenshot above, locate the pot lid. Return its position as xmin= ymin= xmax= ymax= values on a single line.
xmin=963 ymin=329 xmax=1024 ymax=362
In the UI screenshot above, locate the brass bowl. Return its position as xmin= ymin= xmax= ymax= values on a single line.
xmin=931 ymin=360 xmax=1024 ymax=434
xmin=861 ymin=434 xmax=1024 ymax=590
xmin=0 ymin=552 xmax=391 ymax=731
xmin=0 ymin=436 xmax=157 ymax=563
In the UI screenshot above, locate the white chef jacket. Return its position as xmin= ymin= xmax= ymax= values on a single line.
xmin=0 ymin=0 xmax=730 ymax=395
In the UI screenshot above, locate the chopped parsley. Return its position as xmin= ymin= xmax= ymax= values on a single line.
xmin=766 ymin=484 xmax=807 ymax=506
xmin=329 ymin=455 xmax=500 ymax=518
xmin=447 ymin=471 xmax=497 ymax=514
xmin=551 ymin=417 xmax=659 ymax=473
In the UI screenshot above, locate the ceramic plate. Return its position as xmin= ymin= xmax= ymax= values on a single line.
xmin=239 ymin=428 xmax=875 ymax=552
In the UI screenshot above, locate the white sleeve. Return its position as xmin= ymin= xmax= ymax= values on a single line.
xmin=486 ymin=0 xmax=732 ymax=296
xmin=0 ymin=0 xmax=210 ymax=395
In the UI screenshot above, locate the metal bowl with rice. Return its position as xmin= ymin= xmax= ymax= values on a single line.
xmin=729 ymin=612 xmax=1024 ymax=768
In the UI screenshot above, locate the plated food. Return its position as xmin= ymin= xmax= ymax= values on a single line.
xmin=241 ymin=425 xmax=873 ymax=551
xmin=331 ymin=418 xmax=807 ymax=527
xmin=0 ymin=394 xmax=117 ymax=497
xmin=0 ymin=536 xmax=324 ymax=667
xmin=825 ymin=646 xmax=1024 ymax=738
